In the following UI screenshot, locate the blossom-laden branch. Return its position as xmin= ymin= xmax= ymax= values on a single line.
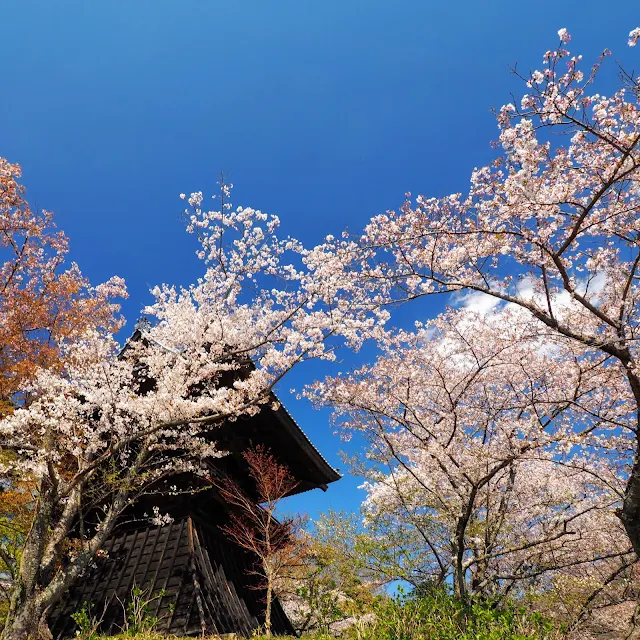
xmin=309 ymin=306 xmax=636 ymax=629
xmin=0 ymin=181 xmax=383 ymax=640
xmin=308 ymin=28 xmax=640 ymax=629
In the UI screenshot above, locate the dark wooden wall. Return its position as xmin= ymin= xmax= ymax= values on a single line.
xmin=49 ymin=516 xmax=294 ymax=638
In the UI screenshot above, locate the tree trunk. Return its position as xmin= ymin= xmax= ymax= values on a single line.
xmin=265 ymin=577 xmax=272 ymax=637
xmin=621 ymin=453 xmax=640 ymax=559
xmin=1 ymin=479 xmax=131 ymax=640
xmin=451 ymin=541 xmax=467 ymax=601
xmin=620 ymin=387 xmax=640 ymax=560
xmin=470 ymin=553 xmax=488 ymax=597
xmin=2 ymin=588 xmax=47 ymax=640
xmin=2 ymin=482 xmax=54 ymax=640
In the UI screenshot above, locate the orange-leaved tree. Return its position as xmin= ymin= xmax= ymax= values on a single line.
xmin=0 ymin=157 xmax=126 ymax=625
xmin=0 ymin=157 xmax=126 ymax=415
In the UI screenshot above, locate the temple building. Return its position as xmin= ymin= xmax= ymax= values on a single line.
xmin=48 ymin=325 xmax=340 ymax=638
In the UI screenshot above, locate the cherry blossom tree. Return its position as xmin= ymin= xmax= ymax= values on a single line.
xmin=0 ymin=185 xmax=382 ymax=640
xmin=310 ymin=308 xmax=635 ymax=619
xmin=0 ymin=157 xmax=126 ymax=636
xmin=312 ymin=29 xmax=640 ymax=568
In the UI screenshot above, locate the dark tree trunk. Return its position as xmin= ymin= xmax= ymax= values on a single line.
xmin=621 ymin=452 xmax=640 ymax=560
xmin=620 ymin=374 xmax=640 ymax=562
xmin=2 ymin=587 xmax=47 ymax=640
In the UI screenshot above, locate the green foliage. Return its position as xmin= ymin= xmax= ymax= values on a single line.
xmin=338 ymin=588 xmax=560 ymax=640
xmin=72 ymin=588 xmax=560 ymax=640
xmin=289 ymin=533 xmax=378 ymax=634
xmin=71 ymin=602 xmax=102 ymax=640
xmin=314 ymin=510 xmax=436 ymax=590
xmin=122 ymin=585 xmax=165 ymax=635
xmin=0 ymin=598 xmax=9 ymax=628
xmin=71 ymin=586 xmax=167 ymax=640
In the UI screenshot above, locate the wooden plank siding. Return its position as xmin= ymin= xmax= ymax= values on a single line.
xmin=49 ymin=517 xmax=294 ymax=638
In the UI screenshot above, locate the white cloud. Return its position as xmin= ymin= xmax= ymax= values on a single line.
xmin=455 ymin=290 xmax=503 ymax=315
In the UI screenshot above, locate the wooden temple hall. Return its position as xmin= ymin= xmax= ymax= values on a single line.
xmin=48 ymin=327 xmax=341 ymax=638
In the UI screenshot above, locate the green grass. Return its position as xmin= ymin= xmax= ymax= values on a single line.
xmin=80 ymin=593 xmax=561 ymax=640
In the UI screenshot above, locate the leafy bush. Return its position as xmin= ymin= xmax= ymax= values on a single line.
xmin=70 ymin=602 xmax=102 ymax=640
xmin=71 ymin=589 xmax=560 ymax=640
xmin=336 ymin=589 xmax=560 ymax=640
xmin=122 ymin=585 xmax=165 ymax=635
xmin=71 ymin=585 xmax=167 ymax=640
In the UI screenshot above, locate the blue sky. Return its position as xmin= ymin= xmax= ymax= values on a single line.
xmin=2 ymin=1 xmax=638 ymax=519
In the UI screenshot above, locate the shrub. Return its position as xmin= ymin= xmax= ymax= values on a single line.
xmin=336 ymin=589 xmax=560 ymax=640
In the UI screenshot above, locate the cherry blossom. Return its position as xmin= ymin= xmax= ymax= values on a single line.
xmin=0 ymin=185 xmax=382 ymax=640
xmin=310 ymin=307 xmax=634 ymax=620
xmin=316 ymin=30 xmax=640 ymax=572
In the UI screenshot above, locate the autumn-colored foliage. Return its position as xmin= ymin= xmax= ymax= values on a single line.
xmin=0 ymin=158 xmax=126 ymax=631
xmin=209 ymin=446 xmax=304 ymax=637
xmin=0 ymin=477 xmax=33 ymax=590
xmin=0 ymin=158 xmax=126 ymax=414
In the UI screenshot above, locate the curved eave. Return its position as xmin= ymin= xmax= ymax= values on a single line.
xmin=271 ymin=399 xmax=341 ymax=490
